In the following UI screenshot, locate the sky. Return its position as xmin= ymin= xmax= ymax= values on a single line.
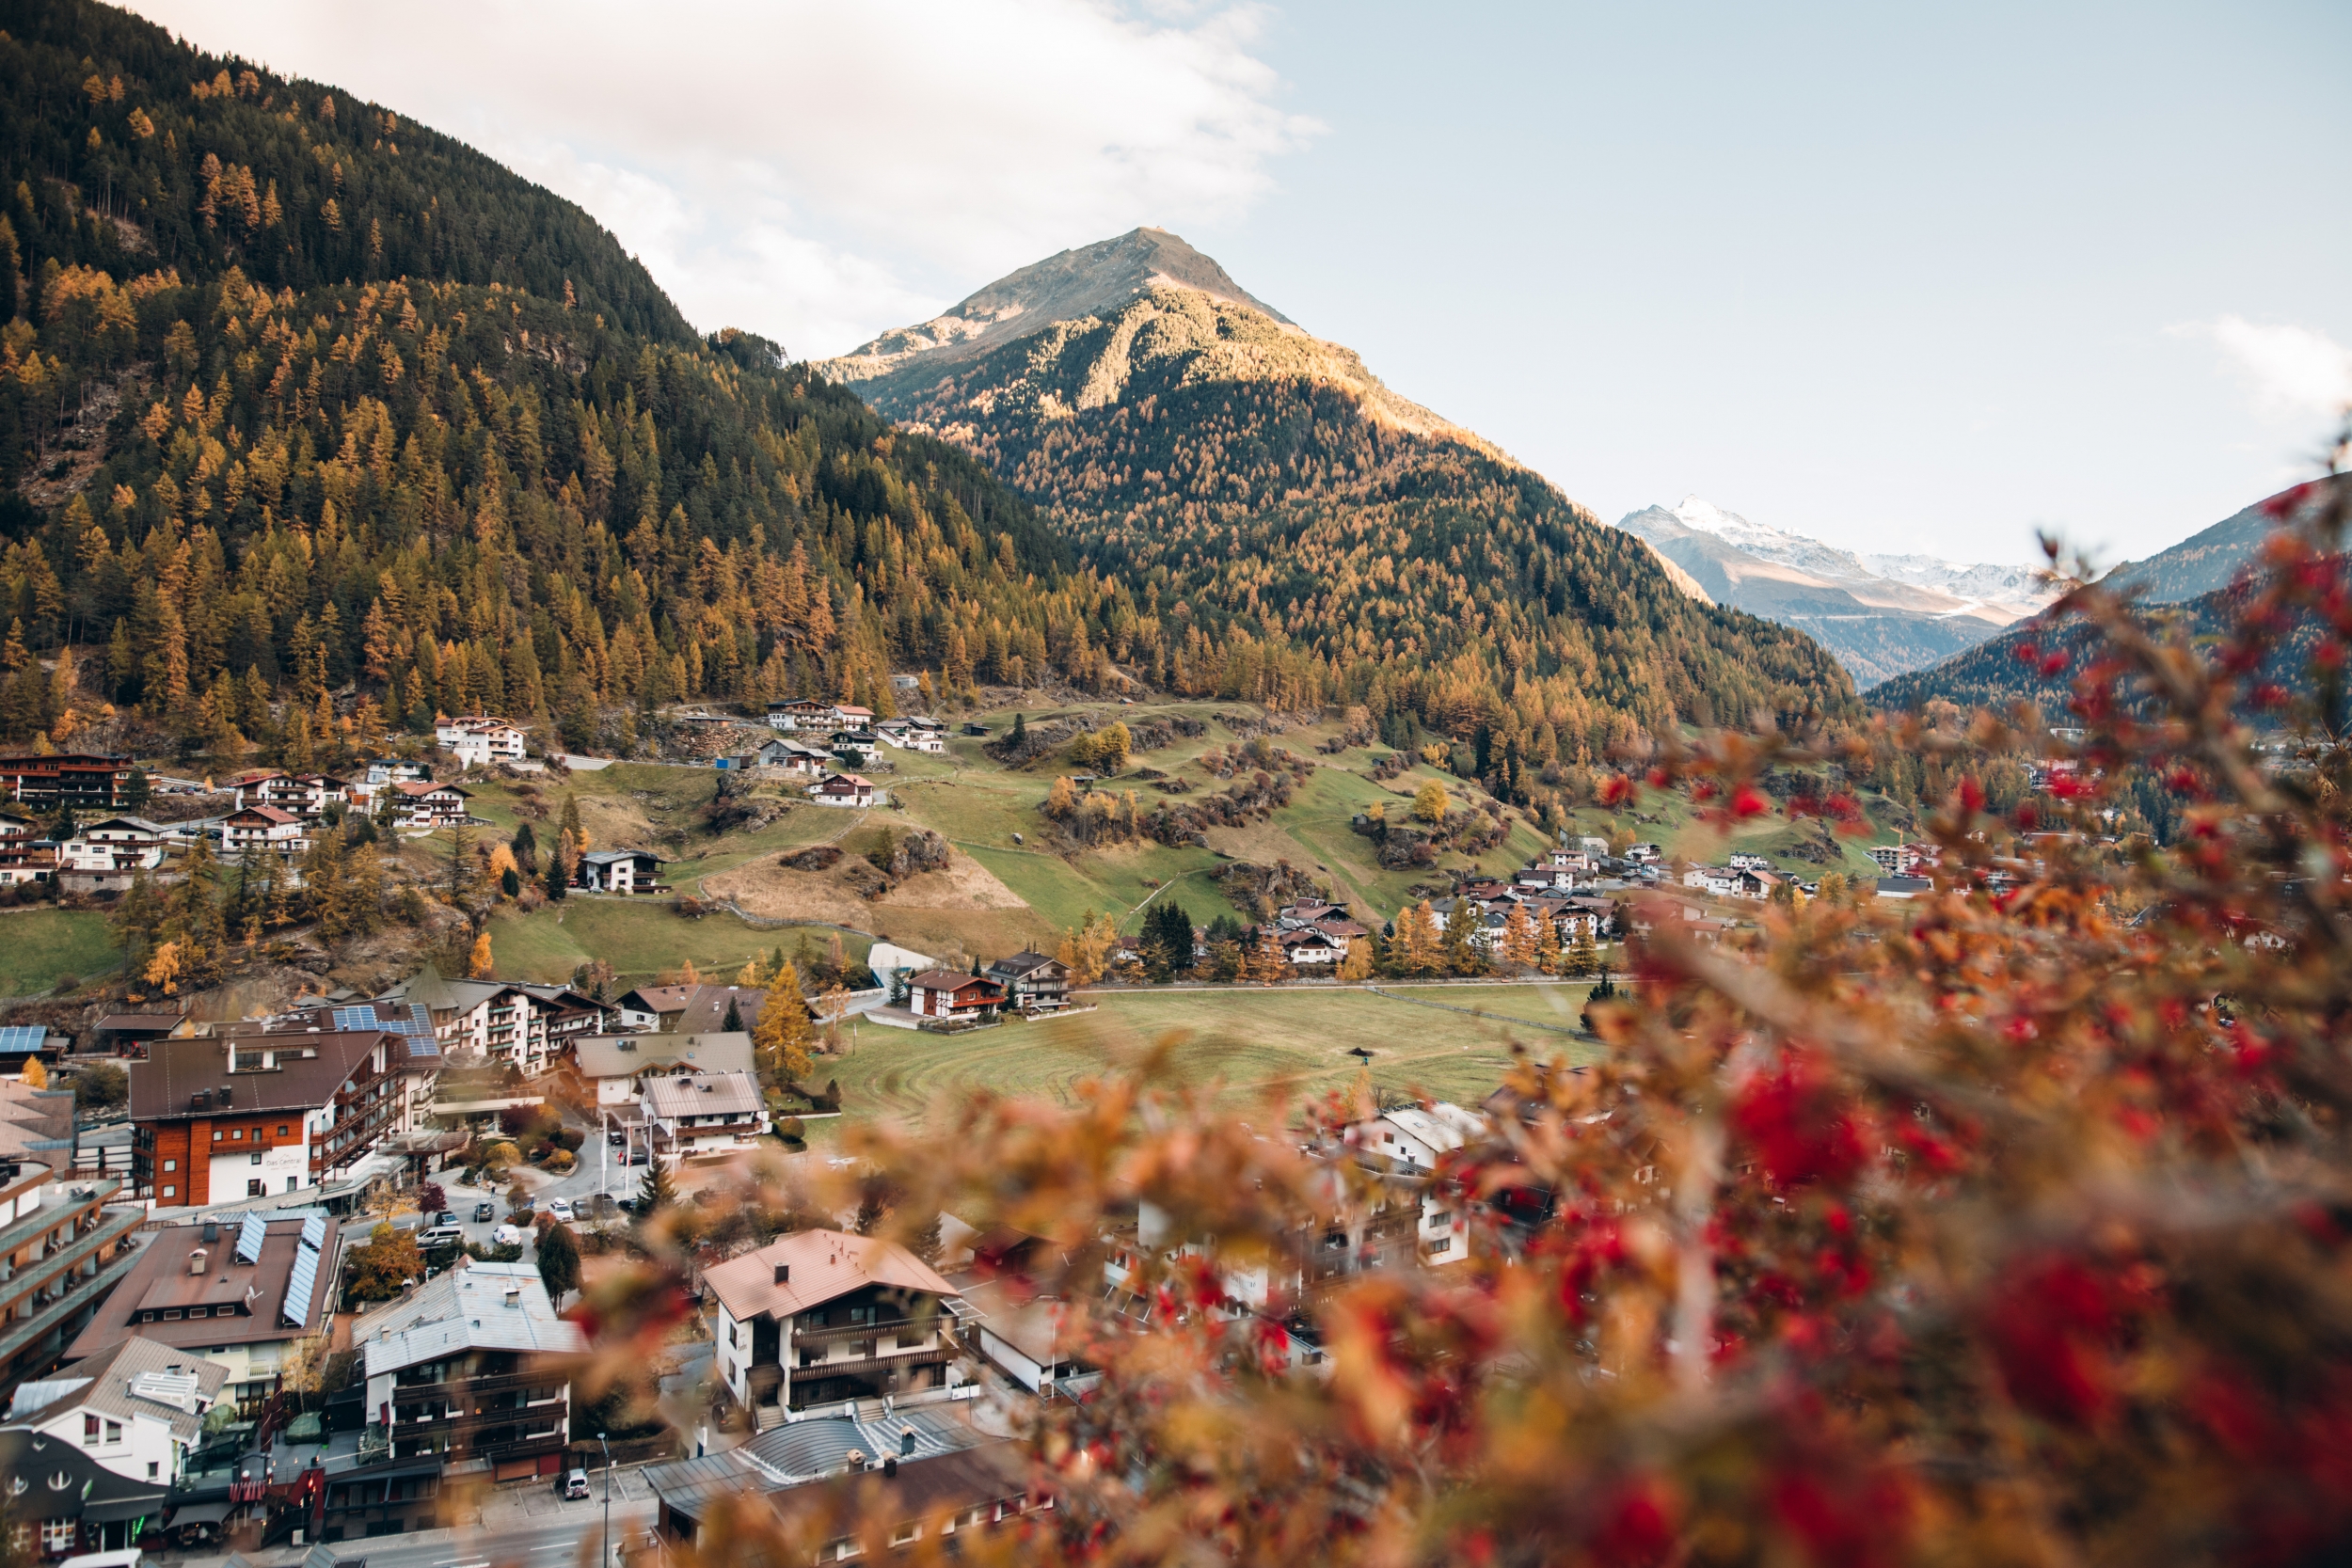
xmin=128 ymin=0 xmax=2352 ymax=567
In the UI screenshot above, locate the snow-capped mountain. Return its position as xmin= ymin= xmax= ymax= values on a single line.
xmin=1858 ymin=553 xmax=2057 ymax=612
xmin=1613 ymin=497 xmax=2058 ymax=686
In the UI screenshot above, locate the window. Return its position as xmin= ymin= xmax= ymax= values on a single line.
xmin=247 ymin=1180 xmax=264 ymax=1196
xmin=189 ymin=1307 xmax=208 ymax=1319
xmin=162 ymin=1185 xmax=175 ymax=1197
xmin=163 ymin=1309 xmax=181 ymax=1320
xmin=84 ymin=1414 xmax=100 ymax=1444
xmin=105 ymin=1421 xmax=120 ymax=1443
xmin=162 ymin=1159 xmax=176 ymax=1172
xmin=147 ymin=1463 xmax=158 ymax=1479
xmin=41 ymin=1521 xmax=75 ymax=1555
xmin=251 ymin=1152 xmax=263 ymax=1165
xmin=232 ymin=1129 xmax=244 ymax=1140
xmin=278 ymin=1124 xmax=290 ymax=1137
xmin=1426 ymin=1237 xmax=1451 ymax=1256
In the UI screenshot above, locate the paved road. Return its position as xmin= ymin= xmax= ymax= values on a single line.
xmin=318 ymin=1491 xmax=657 ymax=1568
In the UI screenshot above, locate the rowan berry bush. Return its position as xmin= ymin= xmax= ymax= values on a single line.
xmin=569 ymin=445 xmax=2352 ymax=1567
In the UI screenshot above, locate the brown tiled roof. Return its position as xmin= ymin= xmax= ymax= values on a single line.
xmin=705 ymin=1228 xmax=957 ymax=1323
xmin=616 ymin=984 xmax=767 ymax=1034
xmin=906 ymin=971 xmax=1001 ymax=995
xmin=129 ymin=1030 xmax=394 ymax=1121
xmin=65 ymin=1213 xmax=342 ymax=1358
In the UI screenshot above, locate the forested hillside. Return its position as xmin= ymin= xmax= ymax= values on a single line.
xmin=0 ymin=1 xmax=1852 ymax=806
xmin=836 ymin=271 xmax=1859 ymax=801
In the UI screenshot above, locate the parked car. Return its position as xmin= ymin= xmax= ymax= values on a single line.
xmin=492 ymin=1224 xmax=524 ymax=1246
xmin=548 ymin=1198 xmax=574 ymax=1223
xmin=563 ymin=1468 xmax=592 ymax=1500
xmin=418 ymin=1225 xmax=465 ymax=1251
xmin=474 ymin=1201 xmax=496 ymax=1222
xmin=433 ymin=1210 xmax=456 ymax=1227
xmin=626 ymin=1148 xmax=649 ymax=1165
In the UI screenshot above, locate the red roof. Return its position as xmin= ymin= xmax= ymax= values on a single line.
xmin=231 ymin=805 xmax=300 ymax=825
xmin=907 ymin=970 xmax=1004 ymax=997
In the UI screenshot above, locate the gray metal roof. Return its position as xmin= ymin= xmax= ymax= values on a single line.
xmin=642 ymin=1408 xmax=977 ymax=1515
xmin=357 ymin=1259 xmax=585 ymax=1376
xmin=572 ymin=1032 xmax=753 ymax=1082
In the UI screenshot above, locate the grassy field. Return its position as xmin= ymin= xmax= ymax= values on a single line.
xmin=0 ymin=909 xmax=121 ymax=997
xmin=813 ymin=983 xmax=1597 ymax=1138
xmin=485 ymin=897 xmax=870 ymax=990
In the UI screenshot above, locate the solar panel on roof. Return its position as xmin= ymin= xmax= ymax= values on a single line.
xmin=330 ymin=1006 xmax=378 ymax=1032
xmin=0 ymin=1024 xmax=47 ymax=1051
xmin=233 ymin=1212 xmax=266 ymax=1265
xmin=299 ymin=1214 xmax=326 ymax=1252
xmin=281 ymin=1243 xmax=318 ymax=1327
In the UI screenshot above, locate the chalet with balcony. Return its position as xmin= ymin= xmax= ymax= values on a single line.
xmin=384 ymin=780 xmax=470 ymax=828
xmin=754 ymin=736 xmax=831 ymax=775
xmin=904 ymin=971 xmax=1003 ymax=1023
xmin=128 ymin=1029 xmax=413 ymax=1207
xmin=806 ymin=772 xmax=877 ymax=808
xmin=707 ymin=1229 xmax=968 ymax=1428
xmin=222 ymin=772 xmax=350 ymax=819
xmin=766 ymin=698 xmax=837 ymax=732
xmin=573 ymin=1033 xmax=755 ymax=1110
xmin=63 ymin=1212 xmax=341 ymax=1412
xmin=433 ymin=717 xmax=527 ymax=768
xmin=56 ymin=817 xmax=170 ymax=875
xmin=982 ymin=952 xmax=1070 ymax=1014
xmin=0 ymin=753 xmax=133 ymax=809
xmin=574 ymin=847 xmax=666 ymax=895
xmin=354 ymin=1259 xmax=584 ymax=1485
xmin=641 ymin=1070 xmax=770 ymax=1159
xmin=221 ymin=806 xmax=310 ymax=859
xmin=378 ymin=968 xmax=556 ymax=1074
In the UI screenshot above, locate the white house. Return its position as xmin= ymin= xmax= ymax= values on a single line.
xmin=706 ymin=1229 xmax=967 ymax=1420
xmin=1681 ymin=864 xmax=1741 ymax=898
xmin=2 ymin=1336 xmax=229 ymax=1486
xmin=575 ymin=848 xmax=666 ymax=894
xmin=806 ymin=773 xmax=878 ymax=808
xmin=360 ymin=758 xmax=433 ymax=786
xmin=434 ymin=717 xmax=526 ymax=767
xmin=755 ymin=737 xmax=830 ymax=776
xmin=766 ymin=698 xmax=837 ymax=732
xmin=382 ymin=780 xmax=470 ymax=827
xmin=222 ymin=805 xmax=310 ymax=857
xmin=574 ymin=1033 xmax=754 ymax=1109
xmin=642 ymin=1070 xmax=770 ymax=1159
xmin=57 ymin=817 xmax=169 ymax=873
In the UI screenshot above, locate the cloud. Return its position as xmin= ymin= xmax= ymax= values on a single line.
xmin=2171 ymin=314 xmax=2352 ymax=425
xmin=125 ymin=0 xmax=1319 ymax=355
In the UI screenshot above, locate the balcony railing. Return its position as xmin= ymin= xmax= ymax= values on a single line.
xmin=793 ymin=1343 xmax=954 ymax=1376
xmin=791 ymin=1316 xmax=950 ymax=1348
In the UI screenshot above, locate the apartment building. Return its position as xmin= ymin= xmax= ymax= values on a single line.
xmin=353 ymin=1259 xmax=584 ymax=1485
xmin=707 ymin=1229 xmax=968 ymax=1428
xmin=62 ymin=1212 xmax=340 ymax=1412
xmin=129 ymin=1028 xmax=415 ymax=1207
xmin=2 ymin=1334 xmax=229 ymax=1485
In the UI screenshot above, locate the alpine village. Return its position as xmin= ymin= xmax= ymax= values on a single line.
xmin=0 ymin=4 xmax=2343 ymax=1568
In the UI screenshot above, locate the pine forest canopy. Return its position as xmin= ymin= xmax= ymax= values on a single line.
xmin=0 ymin=0 xmax=1854 ymax=793
xmin=828 ymin=249 xmax=1859 ymax=797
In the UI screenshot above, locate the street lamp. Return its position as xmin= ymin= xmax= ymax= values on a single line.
xmin=599 ymin=1430 xmax=613 ymax=1568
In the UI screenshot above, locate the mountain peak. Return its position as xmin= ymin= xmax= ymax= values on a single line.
xmin=822 ymin=227 xmax=1292 ymax=387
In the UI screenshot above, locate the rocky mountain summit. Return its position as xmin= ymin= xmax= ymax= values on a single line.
xmin=818 ymin=230 xmax=1856 ymax=741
